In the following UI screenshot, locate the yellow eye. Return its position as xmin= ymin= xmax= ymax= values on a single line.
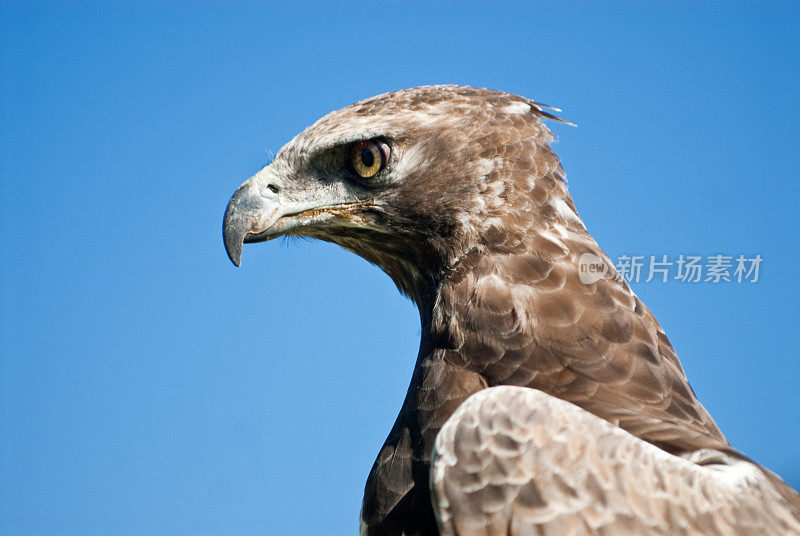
xmin=351 ymin=140 xmax=389 ymax=179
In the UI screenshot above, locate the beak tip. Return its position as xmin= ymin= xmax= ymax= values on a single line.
xmin=223 ymin=187 xmax=252 ymax=267
xmin=223 ymin=215 xmax=245 ymax=268
xmin=223 ymin=232 xmax=244 ymax=267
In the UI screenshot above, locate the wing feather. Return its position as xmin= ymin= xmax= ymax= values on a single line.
xmin=431 ymin=387 xmax=800 ymax=536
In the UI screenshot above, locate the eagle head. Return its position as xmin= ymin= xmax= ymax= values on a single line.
xmin=223 ymin=85 xmax=575 ymax=304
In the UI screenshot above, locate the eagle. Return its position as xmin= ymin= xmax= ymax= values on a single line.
xmin=222 ymin=85 xmax=800 ymax=535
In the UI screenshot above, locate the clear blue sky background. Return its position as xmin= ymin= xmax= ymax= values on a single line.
xmin=1 ymin=2 xmax=798 ymax=535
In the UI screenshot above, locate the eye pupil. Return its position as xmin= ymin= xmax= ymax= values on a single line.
xmin=361 ymin=148 xmax=375 ymax=168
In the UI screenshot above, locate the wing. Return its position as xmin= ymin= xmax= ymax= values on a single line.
xmin=430 ymin=386 xmax=800 ymax=536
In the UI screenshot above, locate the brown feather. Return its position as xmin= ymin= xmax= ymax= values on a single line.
xmin=239 ymin=85 xmax=799 ymax=535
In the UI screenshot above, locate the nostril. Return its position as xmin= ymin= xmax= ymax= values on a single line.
xmin=267 ymin=184 xmax=280 ymax=194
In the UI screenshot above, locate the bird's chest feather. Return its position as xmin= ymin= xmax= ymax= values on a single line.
xmin=361 ymin=353 xmax=486 ymax=536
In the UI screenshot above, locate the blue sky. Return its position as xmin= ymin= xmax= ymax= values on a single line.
xmin=1 ymin=2 xmax=798 ymax=535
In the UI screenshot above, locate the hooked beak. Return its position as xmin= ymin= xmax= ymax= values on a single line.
xmin=222 ymin=165 xmax=377 ymax=267
xmin=222 ymin=179 xmax=280 ymax=267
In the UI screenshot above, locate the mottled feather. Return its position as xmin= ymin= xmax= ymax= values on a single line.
xmin=432 ymin=387 xmax=800 ymax=535
xmin=227 ymin=85 xmax=800 ymax=535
